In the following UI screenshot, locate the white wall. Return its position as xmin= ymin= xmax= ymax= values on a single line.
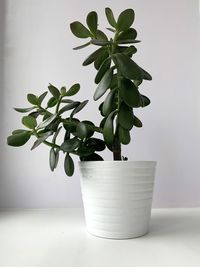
xmin=0 ymin=0 xmax=200 ymax=208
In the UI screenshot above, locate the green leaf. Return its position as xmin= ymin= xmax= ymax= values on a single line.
xmin=118 ymin=126 xmax=131 ymax=145
xmin=54 ymin=149 xmax=60 ymax=169
xmin=27 ymin=94 xmax=38 ymax=105
xmin=95 ymin=57 xmax=111 ymax=84
xmin=103 ymin=111 xmax=116 ymax=147
xmin=73 ymin=41 xmax=91 ymax=50
xmin=47 ymin=97 xmax=58 ymax=108
xmin=102 ymin=89 xmax=116 ymax=116
xmin=64 ymin=84 xmax=80 ymax=96
xmin=38 ymin=91 xmax=48 ymax=105
xmin=117 ymin=39 xmax=140 ymax=44
xmin=58 ymin=102 xmax=80 ymax=115
xmin=134 ymin=80 xmax=143 ymax=87
xmin=82 ymin=47 xmax=104 ymax=66
xmin=76 ymin=145 xmax=95 ymax=157
xmin=70 ymin=100 xmax=89 ymax=117
xmin=133 ymin=116 xmax=143 ymax=127
xmin=60 ymin=137 xmax=80 ymax=152
xmin=105 ymin=7 xmax=117 ymax=28
xmin=80 ymin=153 xmax=104 ymax=161
xmin=91 ymin=39 xmax=111 ymax=46
xmin=123 ymin=46 xmax=137 ymax=56
xmin=106 ymin=27 xmax=116 ymax=33
xmin=94 ymin=67 xmax=113 ymax=100
xmin=82 ymin=120 xmax=94 ymax=137
xmin=117 ymin=28 xmax=137 ymax=41
xmin=12 ymin=129 xmax=28 ymax=135
xmin=114 ymin=53 xmax=152 ymax=80
xmin=117 ymin=9 xmax=135 ymax=31
xmin=31 ymin=131 xmax=52 ymax=150
xmin=7 ymin=131 xmax=31 ymax=147
xmin=49 ymin=148 xmax=56 ymax=171
xmin=118 ymin=102 xmax=134 ymax=130
xmin=48 ymin=84 xmax=60 ymax=99
xmin=38 ymin=114 xmax=57 ymax=129
xmin=76 ymin=122 xmax=89 ymax=139
xmin=60 ymin=86 xmax=66 ymax=95
xmin=140 ymin=95 xmax=151 ymax=107
xmin=14 ymin=107 xmax=35 ymax=113
xmin=85 ymin=138 xmax=106 ymax=151
xmin=61 ymin=99 xmax=74 ymax=104
xmin=86 ymin=11 xmax=98 ymax=35
xmin=52 ymin=126 xmax=62 ymax=143
xmin=64 ymin=153 xmax=74 ymax=176
xmin=96 ymin=30 xmax=108 ymax=41
xmin=70 ymin=21 xmax=91 ymax=38
xmin=22 ymin=116 xmax=37 ymax=129
xmin=94 ymin=49 xmax=109 ymax=70
xmin=119 ymin=78 xmax=140 ymax=107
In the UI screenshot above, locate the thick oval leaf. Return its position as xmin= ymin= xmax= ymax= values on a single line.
xmin=105 ymin=7 xmax=117 ymax=28
xmin=140 ymin=95 xmax=151 ymax=107
xmin=38 ymin=91 xmax=48 ymax=105
xmin=70 ymin=100 xmax=89 ymax=117
xmin=85 ymin=138 xmax=106 ymax=151
xmin=48 ymin=84 xmax=60 ymax=99
xmin=117 ymin=28 xmax=137 ymax=41
xmin=12 ymin=129 xmax=28 ymax=135
xmin=73 ymin=41 xmax=91 ymax=50
xmin=76 ymin=122 xmax=88 ymax=139
xmin=52 ymin=126 xmax=62 ymax=143
xmin=7 ymin=131 xmax=31 ymax=147
xmin=118 ymin=102 xmax=134 ymax=130
xmin=96 ymin=30 xmax=108 ymax=41
xmin=49 ymin=148 xmax=56 ymax=171
xmin=95 ymin=57 xmax=111 ymax=84
xmin=38 ymin=114 xmax=57 ymax=129
xmin=54 ymin=149 xmax=60 ymax=169
xmin=117 ymin=9 xmax=135 ymax=31
xmin=83 ymin=47 xmax=104 ymax=66
xmin=60 ymin=86 xmax=66 ymax=95
xmin=27 ymin=94 xmax=38 ymax=105
xmin=14 ymin=107 xmax=35 ymax=113
xmin=102 ymin=89 xmax=116 ymax=116
xmin=61 ymin=99 xmax=74 ymax=104
xmin=76 ymin=145 xmax=95 ymax=157
xmin=82 ymin=120 xmax=94 ymax=137
xmin=22 ymin=116 xmax=37 ymax=129
xmin=118 ymin=126 xmax=131 ymax=145
xmin=94 ymin=49 xmax=109 ymax=70
xmin=58 ymin=102 xmax=80 ymax=115
xmin=70 ymin=21 xmax=91 ymax=38
xmin=94 ymin=68 xmax=113 ymax=100
xmin=60 ymin=138 xmax=80 ymax=152
xmin=117 ymin=39 xmax=140 ymax=44
xmin=119 ymin=78 xmax=140 ymax=107
xmin=64 ymin=153 xmax=74 ymax=176
xmin=133 ymin=116 xmax=143 ymax=127
xmin=80 ymin=153 xmax=104 ymax=161
xmin=31 ymin=131 xmax=52 ymax=150
xmin=64 ymin=84 xmax=80 ymax=96
xmin=47 ymin=97 xmax=57 ymax=108
xmin=123 ymin=46 xmax=137 ymax=56
xmin=114 ymin=53 xmax=144 ymax=80
xmin=103 ymin=111 xmax=116 ymax=147
xmin=86 ymin=11 xmax=98 ymax=35
xmin=140 ymin=67 xmax=152 ymax=80
xmin=91 ymin=39 xmax=111 ymax=46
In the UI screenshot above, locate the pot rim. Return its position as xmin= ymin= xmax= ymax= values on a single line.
xmin=78 ymin=160 xmax=157 ymax=167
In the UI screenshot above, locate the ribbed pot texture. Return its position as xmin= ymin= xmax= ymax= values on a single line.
xmin=79 ymin=161 xmax=156 ymax=239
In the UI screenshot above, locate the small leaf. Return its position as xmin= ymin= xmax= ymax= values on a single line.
xmin=12 ymin=129 xmax=28 ymax=135
xmin=64 ymin=84 xmax=80 ymax=96
xmin=27 ymin=94 xmax=38 ymax=105
xmin=49 ymin=148 xmax=56 ymax=171
xmin=105 ymin=7 xmax=117 ymax=28
xmin=64 ymin=153 xmax=74 ymax=176
xmin=82 ymin=120 xmax=94 ymax=137
xmin=106 ymin=27 xmax=116 ymax=33
xmin=85 ymin=138 xmax=106 ymax=151
xmin=7 ymin=131 xmax=31 ymax=147
xmin=94 ymin=68 xmax=113 ymax=100
xmin=58 ymin=102 xmax=80 ymax=115
xmin=60 ymin=137 xmax=80 ymax=152
xmin=73 ymin=41 xmax=91 ymax=50
xmin=117 ymin=39 xmax=141 ymax=44
xmin=14 ymin=107 xmax=35 ymax=113
xmin=38 ymin=114 xmax=57 ymax=129
xmin=133 ymin=116 xmax=143 ymax=127
xmin=91 ymin=39 xmax=111 ymax=46
xmin=60 ymin=87 xmax=66 ymax=95
xmin=76 ymin=122 xmax=88 ymax=139
xmin=29 ymin=111 xmax=39 ymax=119
xmin=118 ymin=102 xmax=134 ymax=130
xmin=119 ymin=78 xmax=140 ymax=107
xmin=123 ymin=46 xmax=137 ymax=56
xmin=52 ymin=126 xmax=62 ymax=143
xmin=47 ymin=97 xmax=57 ymax=108
xmin=95 ymin=57 xmax=111 ymax=84
xmin=140 ymin=95 xmax=151 ymax=107
xmin=117 ymin=28 xmax=137 ymax=41
xmin=82 ymin=47 xmax=104 ymax=66
xmin=103 ymin=111 xmax=116 ymax=147
xmin=38 ymin=91 xmax=48 ymax=105
xmin=48 ymin=84 xmax=60 ymax=99
xmin=22 ymin=116 xmax=37 ymax=129
xmin=80 ymin=153 xmax=104 ymax=161
xmin=102 ymin=89 xmax=116 ymax=116
xmin=61 ymin=99 xmax=74 ymax=104
xmin=86 ymin=11 xmax=98 ymax=35
xmin=117 ymin=9 xmax=135 ymax=31
xmin=70 ymin=21 xmax=91 ymax=38
xmin=96 ymin=30 xmax=108 ymax=41
xmin=118 ymin=126 xmax=131 ymax=145
xmin=54 ymin=149 xmax=60 ymax=169
xmin=31 ymin=131 xmax=52 ymax=150
xmin=94 ymin=49 xmax=109 ymax=70
xmin=76 ymin=145 xmax=95 ymax=157
xmin=70 ymin=100 xmax=89 ymax=117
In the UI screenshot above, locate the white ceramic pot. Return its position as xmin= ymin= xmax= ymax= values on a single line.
xmin=79 ymin=161 xmax=156 ymax=239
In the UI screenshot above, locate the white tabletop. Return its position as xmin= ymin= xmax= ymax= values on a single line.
xmin=0 ymin=208 xmax=200 ymax=267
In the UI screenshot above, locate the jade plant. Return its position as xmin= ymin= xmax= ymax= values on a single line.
xmin=7 ymin=8 xmax=152 ymax=176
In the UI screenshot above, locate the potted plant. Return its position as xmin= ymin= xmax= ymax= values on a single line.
xmin=7 ymin=7 xmax=156 ymax=239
